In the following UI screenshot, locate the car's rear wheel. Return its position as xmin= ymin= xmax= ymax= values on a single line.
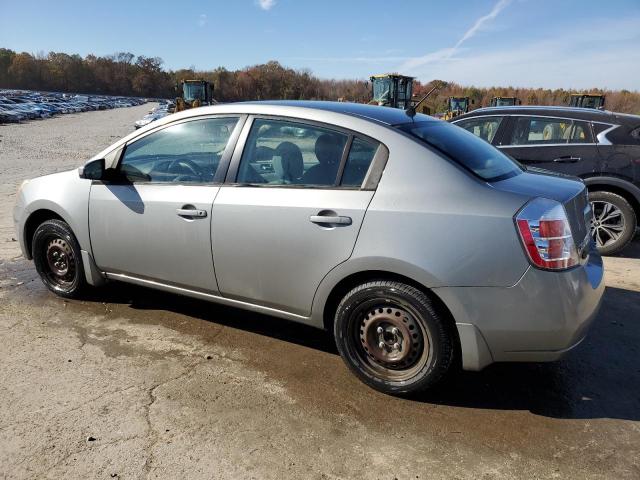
xmin=589 ymin=191 xmax=636 ymax=255
xmin=32 ymin=219 xmax=87 ymax=298
xmin=333 ymin=281 xmax=455 ymax=395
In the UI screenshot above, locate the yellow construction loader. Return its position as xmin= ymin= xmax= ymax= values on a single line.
xmin=569 ymin=93 xmax=605 ymax=110
xmin=175 ymin=79 xmax=215 ymax=112
xmin=489 ymin=96 xmax=520 ymax=107
xmin=442 ymin=97 xmax=473 ymax=120
xmin=369 ymin=74 xmax=414 ymax=109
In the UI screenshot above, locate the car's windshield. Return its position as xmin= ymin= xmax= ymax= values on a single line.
xmin=397 ymin=121 xmax=522 ymax=182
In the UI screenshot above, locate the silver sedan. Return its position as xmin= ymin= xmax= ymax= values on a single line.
xmin=13 ymin=101 xmax=604 ymax=394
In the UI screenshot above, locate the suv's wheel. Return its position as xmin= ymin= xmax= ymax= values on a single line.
xmin=589 ymin=191 xmax=636 ymax=255
xmin=333 ymin=281 xmax=455 ymax=395
xmin=32 ymin=219 xmax=87 ymax=298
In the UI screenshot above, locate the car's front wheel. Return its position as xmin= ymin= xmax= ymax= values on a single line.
xmin=333 ymin=281 xmax=456 ymax=395
xmin=589 ymin=191 xmax=636 ymax=255
xmin=32 ymin=219 xmax=87 ymax=298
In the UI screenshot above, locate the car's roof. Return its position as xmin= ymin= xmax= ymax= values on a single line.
xmin=455 ymin=105 xmax=640 ymax=126
xmin=232 ymin=100 xmax=435 ymax=126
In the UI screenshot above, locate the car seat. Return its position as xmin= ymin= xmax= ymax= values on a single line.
xmin=301 ymin=134 xmax=345 ymax=185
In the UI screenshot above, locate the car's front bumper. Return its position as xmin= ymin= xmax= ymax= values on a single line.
xmin=435 ymin=248 xmax=605 ymax=370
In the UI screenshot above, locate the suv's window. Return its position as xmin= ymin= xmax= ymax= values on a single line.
xmin=398 ymin=121 xmax=521 ymax=182
xmin=120 ymin=117 xmax=238 ymax=183
xmin=455 ymin=117 xmax=503 ymax=143
xmin=237 ymin=118 xmax=348 ymax=186
xmin=341 ymin=138 xmax=378 ymax=186
xmin=568 ymin=120 xmax=594 ymax=143
xmin=510 ymin=117 xmax=593 ymax=145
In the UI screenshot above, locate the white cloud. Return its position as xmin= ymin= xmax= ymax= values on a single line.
xmin=453 ymin=0 xmax=511 ymax=49
xmin=402 ymin=17 xmax=640 ymax=90
xmin=197 ymin=14 xmax=207 ymax=27
xmin=399 ymin=0 xmax=511 ymax=72
xmin=256 ymin=0 xmax=276 ymax=10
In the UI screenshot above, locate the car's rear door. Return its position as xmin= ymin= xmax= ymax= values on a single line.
xmin=498 ymin=115 xmax=600 ymax=177
xmin=89 ymin=116 xmax=244 ymax=293
xmin=211 ymin=116 xmax=383 ymax=316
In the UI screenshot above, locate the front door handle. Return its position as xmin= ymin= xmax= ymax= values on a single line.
xmin=176 ymin=208 xmax=207 ymax=218
xmin=310 ymin=215 xmax=352 ymax=225
xmin=553 ymin=156 xmax=581 ymax=163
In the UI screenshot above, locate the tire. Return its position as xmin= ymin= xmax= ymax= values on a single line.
xmin=32 ymin=219 xmax=87 ymax=298
xmin=333 ymin=281 xmax=455 ymax=395
xmin=589 ymin=191 xmax=636 ymax=256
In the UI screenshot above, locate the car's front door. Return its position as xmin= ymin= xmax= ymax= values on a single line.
xmin=498 ymin=116 xmax=600 ymax=177
xmin=89 ymin=116 xmax=242 ymax=292
xmin=211 ymin=117 xmax=381 ymax=316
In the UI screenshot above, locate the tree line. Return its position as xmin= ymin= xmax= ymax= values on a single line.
xmin=0 ymin=48 xmax=638 ymax=114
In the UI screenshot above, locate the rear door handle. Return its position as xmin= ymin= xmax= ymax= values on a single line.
xmin=176 ymin=208 xmax=208 ymax=218
xmin=553 ymin=156 xmax=581 ymax=163
xmin=310 ymin=215 xmax=352 ymax=225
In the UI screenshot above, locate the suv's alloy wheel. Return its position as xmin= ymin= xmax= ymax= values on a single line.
xmin=589 ymin=191 xmax=636 ymax=255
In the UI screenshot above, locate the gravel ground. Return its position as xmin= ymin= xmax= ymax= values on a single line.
xmin=0 ymin=105 xmax=639 ymax=480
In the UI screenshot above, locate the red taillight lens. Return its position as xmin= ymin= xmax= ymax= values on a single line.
xmin=516 ymin=198 xmax=579 ymax=270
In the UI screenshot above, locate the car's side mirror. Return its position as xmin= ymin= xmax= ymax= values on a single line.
xmin=79 ymin=158 xmax=105 ymax=180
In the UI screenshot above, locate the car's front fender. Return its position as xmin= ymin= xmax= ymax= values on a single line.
xmin=14 ymin=170 xmax=92 ymax=259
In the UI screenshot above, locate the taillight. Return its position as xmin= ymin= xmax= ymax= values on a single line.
xmin=515 ymin=198 xmax=579 ymax=270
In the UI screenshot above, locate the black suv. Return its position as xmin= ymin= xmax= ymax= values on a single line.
xmin=452 ymin=106 xmax=640 ymax=255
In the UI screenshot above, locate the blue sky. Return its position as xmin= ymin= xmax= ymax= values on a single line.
xmin=1 ymin=0 xmax=639 ymax=89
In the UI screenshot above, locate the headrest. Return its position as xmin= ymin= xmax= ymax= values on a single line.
xmin=315 ymin=134 xmax=343 ymax=165
xmin=273 ymin=141 xmax=303 ymax=182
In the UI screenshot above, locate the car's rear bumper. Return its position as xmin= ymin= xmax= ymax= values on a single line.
xmin=435 ymin=248 xmax=605 ymax=370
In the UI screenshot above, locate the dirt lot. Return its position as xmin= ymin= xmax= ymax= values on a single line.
xmin=0 ymin=105 xmax=639 ymax=480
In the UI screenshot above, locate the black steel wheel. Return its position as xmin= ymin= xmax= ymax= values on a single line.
xmin=334 ymin=281 xmax=455 ymax=395
xmin=589 ymin=191 xmax=636 ymax=255
xmin=32 ymin=219 xmax=87 ymax=298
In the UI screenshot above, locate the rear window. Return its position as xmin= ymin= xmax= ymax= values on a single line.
xmin=397 ymin=121 xmax=522 ymax=182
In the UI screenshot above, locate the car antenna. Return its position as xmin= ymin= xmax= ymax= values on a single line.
xmin=405 ymin=81 xmax=446 ymax=119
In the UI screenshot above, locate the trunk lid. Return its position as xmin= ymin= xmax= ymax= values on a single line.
xmin=491 ymin=168 xmax=592 ymax=248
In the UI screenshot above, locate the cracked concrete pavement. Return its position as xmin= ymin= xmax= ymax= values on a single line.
xmin=0 ymin=104 xmax=639 ymax=479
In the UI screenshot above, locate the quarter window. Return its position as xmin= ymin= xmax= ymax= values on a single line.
xmin=120 ymin=117 xmax=239 ymax=183
xmin=455 ymin=117 xmax=503 ymax=143
xmin=341 ymin=138 xmax=378 ymax=186
xmin=236 ymin=119 xmax=349 ymax=186
xmin=510 ymin=117 xmax=593 ymax=145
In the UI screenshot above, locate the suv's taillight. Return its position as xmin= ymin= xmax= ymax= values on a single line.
xmin=515 ymin=198 xmax=579 ymax=270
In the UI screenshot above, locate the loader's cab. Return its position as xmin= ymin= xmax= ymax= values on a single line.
xmin=175 ymin=79 xmax=214 ymax=112
xmin=490 ymin=97 xmax=520 ymax=107
xmin=370 ymin=74 xmax=414 ymax=109
xmin=443 ymin=96 xmax=473 ymax=120
xmin=569 ymin=94 xmax=605 ymax=110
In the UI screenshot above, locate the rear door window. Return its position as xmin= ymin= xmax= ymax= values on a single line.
xmin=509 ymin=117 xmax=593 ymax=145
xmin=454 ymin=117 xmax=503 ymax=143
xmin=236 ymin=118 xmax=349 ymax=186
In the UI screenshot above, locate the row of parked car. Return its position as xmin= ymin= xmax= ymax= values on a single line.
xmin=0 ymin=90 xmax=146 ymax=124
xmin=133 ymin=101 xmax=174 ymax=129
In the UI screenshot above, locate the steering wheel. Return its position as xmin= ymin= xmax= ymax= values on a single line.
xmin=167 ymin=159 xmax=203 ymax=180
